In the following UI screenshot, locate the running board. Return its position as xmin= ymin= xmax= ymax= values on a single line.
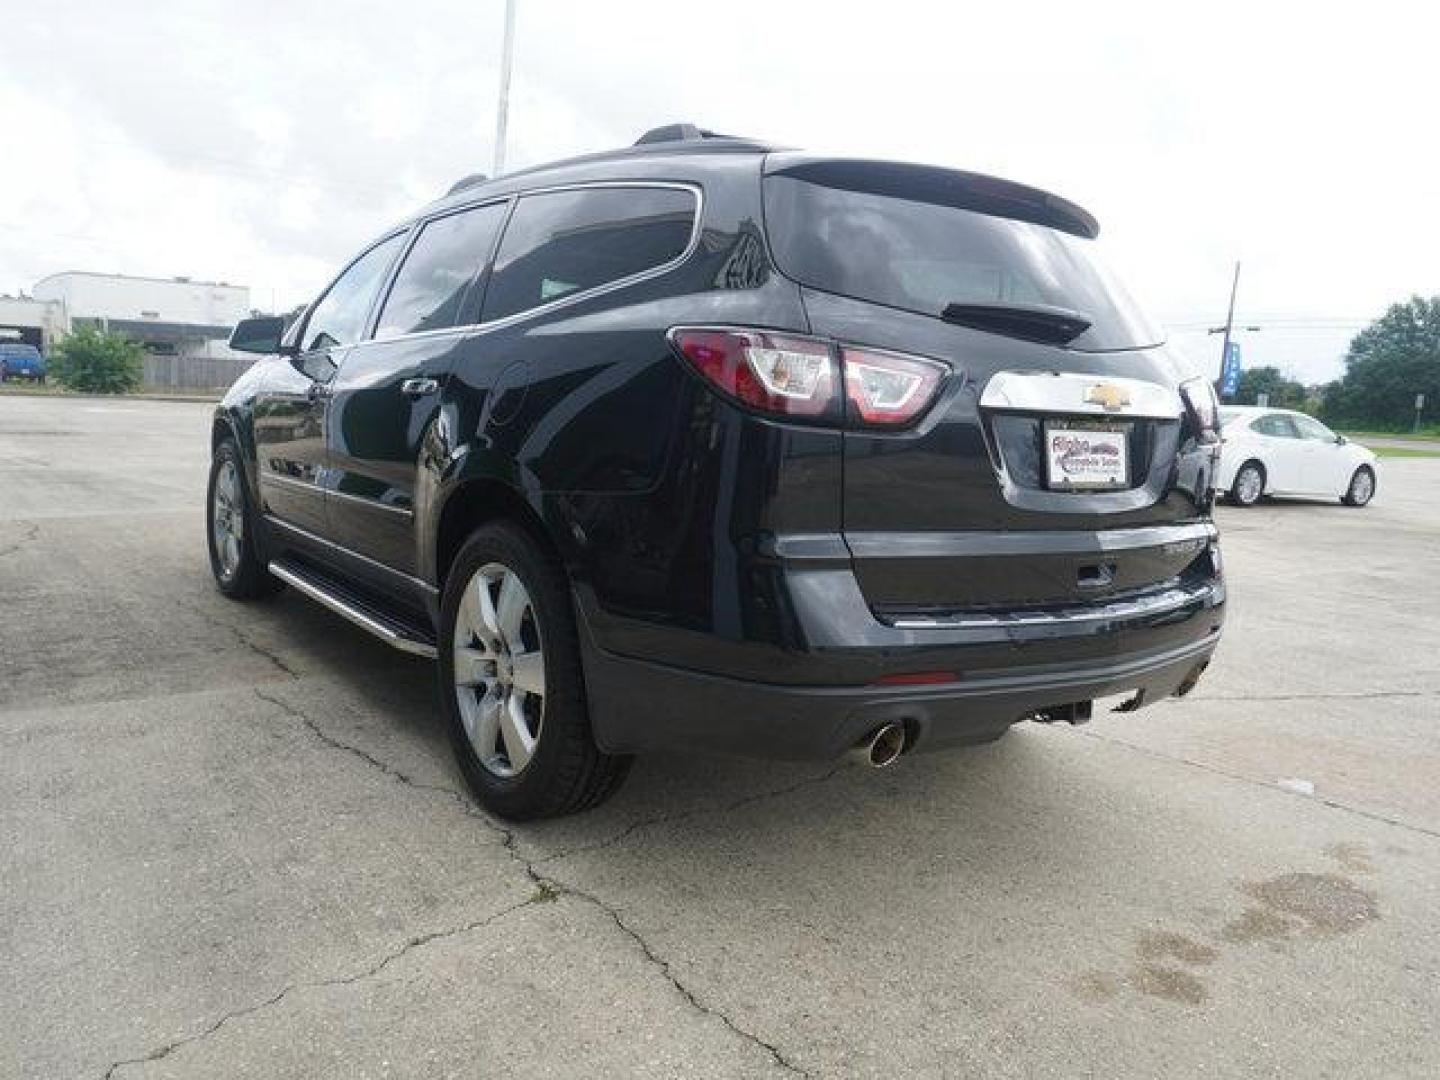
xmin=268 ymin=560 xmax=438 ymax=659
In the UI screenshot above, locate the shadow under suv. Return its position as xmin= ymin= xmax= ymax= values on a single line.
xmin=211 ymin=124 xmax=1225 ymax=820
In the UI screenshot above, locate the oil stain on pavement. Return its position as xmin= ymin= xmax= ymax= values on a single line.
xmin=1069 ymin=844 xmax=1381 ymax=1008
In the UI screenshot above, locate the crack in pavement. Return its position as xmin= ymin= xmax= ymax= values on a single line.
xmin=100 ymin=895 xmax=542 ymax=1079
xmin=0 ymin=522 xmax=40 ymax=559
xmin=182 ymin=602 xmax=299 ymax=678
xmin=245 ymin=685 xmax=814 ymax=1077
xmin=534 ymin=766 xmax=847 ymax=866
xmin=252 ymin=688 xmax=486 ymax=823
xmin=1078 ymin=728 xmax=1440 ymax=841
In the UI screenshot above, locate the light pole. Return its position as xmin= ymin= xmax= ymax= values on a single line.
xmin=1206 ymin=261 xmax=1262 ymax=397
xmin=1212 ymin=261 xmax=1240 ymax=387
xmin=492 ymin=0 xmax=517 ymax=176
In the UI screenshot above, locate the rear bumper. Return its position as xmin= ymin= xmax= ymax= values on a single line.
xmin=583 ymin=628 xmax=1219 ymax=760
xmin=577 ymin=532 xmax=1225 ymax=760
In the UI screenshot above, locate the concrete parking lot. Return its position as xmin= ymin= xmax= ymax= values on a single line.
xmin=2 ymin=393 xmax=1437 ymax=1079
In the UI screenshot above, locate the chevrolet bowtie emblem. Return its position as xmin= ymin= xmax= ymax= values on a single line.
xmin=1084 ymin=382 xmax=1131 ymax=411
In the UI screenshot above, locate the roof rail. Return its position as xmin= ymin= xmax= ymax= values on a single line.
xmin=633 ymin=123 xmax=727 ymax=146
xmin=445 ymin=172 xmax=489 ymax=196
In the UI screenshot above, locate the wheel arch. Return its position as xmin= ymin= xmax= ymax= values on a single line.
xmin=211 ymin=409 xmax=262 ymax=503
xmin=1236 ymin=457 xmax=1266 ymax=488
xmin=431 ymin=476 xmax=564 ymax=594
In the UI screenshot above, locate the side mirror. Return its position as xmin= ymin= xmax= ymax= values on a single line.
xmin=228 ymin=316 xmax=289 ymax=355
xmin=1335 ymin=434 xmax=1347 ymax=445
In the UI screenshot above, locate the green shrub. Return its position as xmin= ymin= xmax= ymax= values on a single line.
xmin=49 ymin=327 xmax=145 ymax=394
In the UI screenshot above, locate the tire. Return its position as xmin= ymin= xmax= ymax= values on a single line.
xmin=1229 ymin=460 xmax=1265 ymax=506
xmin=1342 ymin=465 xmax=1376 ymax=507
xmin=206 ymin=439 xmax=283 ymax=599
xmin=439 ymin=521 xmax=631 ymax=820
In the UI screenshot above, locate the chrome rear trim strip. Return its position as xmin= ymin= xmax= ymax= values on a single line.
xmin=888 ymin=582 xmax=1212 ymax=630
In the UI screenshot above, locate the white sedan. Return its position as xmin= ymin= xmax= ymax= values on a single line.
xmin=1215 ymin=407 xmax=1378 ymax=507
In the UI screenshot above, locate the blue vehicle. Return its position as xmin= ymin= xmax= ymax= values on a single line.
xmin=0 ymin=343 xmax=47 ymax=383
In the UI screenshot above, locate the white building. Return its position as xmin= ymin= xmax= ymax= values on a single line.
xmin=0 ymin=294 xmax=65 ymax=352
xmin=29 ymin=272 xmax=251 ymax=357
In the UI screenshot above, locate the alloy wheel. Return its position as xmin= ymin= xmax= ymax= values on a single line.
xmin=452 ymin=562 xmax=546 ymax=778
xmin=1235 ymin=465 xmax=1263 ymax=505
xmin=1350 ymin=468 xmax=1374 ymax=505
xmin=211 ymin=459 xmax=243 ymax=579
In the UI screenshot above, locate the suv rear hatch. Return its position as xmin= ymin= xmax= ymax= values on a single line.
xmin=762 ymin=156 xmax=1215 ymax=617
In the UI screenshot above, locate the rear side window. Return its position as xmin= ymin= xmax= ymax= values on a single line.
xmin=763 ymin=173 xmax=1161 ymax=352
xmin=374 ymin=202 xmax=507 ymax=340
xmin=1254 ymin=414 xmax=1300 ymax=438
xmin=481 ymin=186 xmax=696 ymax=323
xmin=302 ymin=234 xmax=405 ymax=352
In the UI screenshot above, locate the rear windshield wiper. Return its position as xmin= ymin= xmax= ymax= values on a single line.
xmin=939 ymin=302 xmax=1092 ymax=346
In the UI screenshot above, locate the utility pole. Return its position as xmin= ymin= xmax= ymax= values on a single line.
xmin=1215 ymin=260 xmax=1240 ymax=387
xmin=492 ymin=0 xmax=517 ymax=176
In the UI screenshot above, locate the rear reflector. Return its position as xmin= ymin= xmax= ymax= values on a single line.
xmin=669 ymin=327 xmax=947 ymax=429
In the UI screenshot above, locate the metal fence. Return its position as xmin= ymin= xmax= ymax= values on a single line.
xmin=141 ymin=354 xmax=256 ymax=391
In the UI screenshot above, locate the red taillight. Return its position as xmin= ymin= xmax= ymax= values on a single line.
xmin=841 ymin=346 xmax=947 ymax=427
xmin=669 ymin=327 xmax=947 ymax=429
xmin=668 ymin=328 xmax=838 ymax=420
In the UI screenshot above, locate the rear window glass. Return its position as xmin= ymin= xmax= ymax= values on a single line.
xmin=482 ymin=186 xmax=696 ymax=323
xmin=763 ymin=174 xmax=1162 ymax=352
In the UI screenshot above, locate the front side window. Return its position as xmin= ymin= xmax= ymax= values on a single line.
xmin=1292 ymin=414 xmax=1335 ymax=442
xmin=374 ymin=202 xmax=508 ymax=340
xmin=481 ymin=186 xmax=697 ymax=323
xmin=302 ymin=233 xmax=405 ymax=353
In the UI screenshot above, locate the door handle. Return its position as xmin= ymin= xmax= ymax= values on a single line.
xmin=401 ymin=377 xmax=440 ymax=398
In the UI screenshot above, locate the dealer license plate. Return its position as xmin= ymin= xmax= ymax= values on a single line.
xmin=1044 ymin=420 xmax=1130 ymax=491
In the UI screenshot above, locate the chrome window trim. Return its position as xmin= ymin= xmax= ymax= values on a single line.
xmin=345 ymin=180 xmax=704 ymax=351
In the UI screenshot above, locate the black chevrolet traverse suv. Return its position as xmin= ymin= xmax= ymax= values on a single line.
xmin=211 ymin=124 xmax=1225 ymax=820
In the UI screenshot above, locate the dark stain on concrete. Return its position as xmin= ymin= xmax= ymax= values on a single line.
xmin=1324 ymin=842 xmax=1375 ymax=875
xmin=1129 ymin=963 xmax=1208 ymax=1005
xmin=1136 ymin=930 xmax=1219 ymax=966
xmin=1243 ymin=872 xmax=1379 ymax=937
xmin=1067 ymin=971 xmax=1121 ymax=1003
xmin=1220 ymin=906 xmax=1296 ymax=944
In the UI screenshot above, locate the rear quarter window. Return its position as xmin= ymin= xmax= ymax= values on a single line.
xmin=481 ymin=186 xmax=697 ymax=323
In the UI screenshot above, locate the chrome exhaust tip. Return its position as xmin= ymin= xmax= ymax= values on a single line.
xmin=850 ymin=722 xmax=907 ymax=769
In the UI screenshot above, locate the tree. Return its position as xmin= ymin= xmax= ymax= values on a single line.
xmin=1322 ymin=296 xmax=1440 ymax=429
xmin=48 ymin=326 xmax=145 ymax=394
xmin=1233 ymin=365 xmax=1307 ymax=409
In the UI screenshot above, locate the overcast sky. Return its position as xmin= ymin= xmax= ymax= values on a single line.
xmin=2 ymin=0 xmax=1436 ymax=382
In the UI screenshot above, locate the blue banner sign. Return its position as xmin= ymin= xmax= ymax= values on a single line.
xmin=1220 ymin=341 xmax=1243 ymax=397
